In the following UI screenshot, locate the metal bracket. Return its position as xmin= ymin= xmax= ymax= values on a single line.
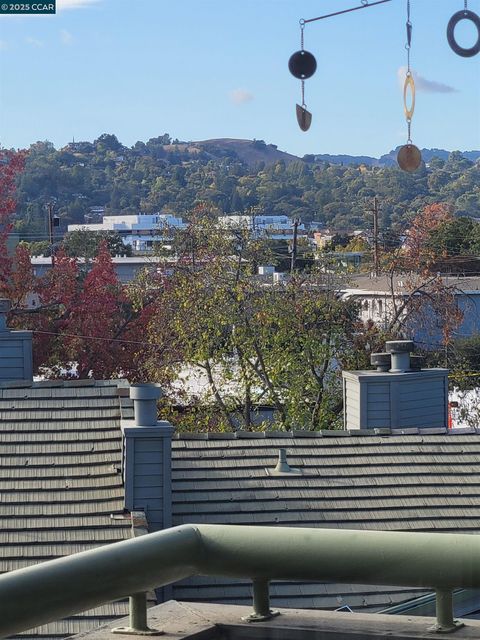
xmin=112 ymin=626 xmax=164 ymax=636
xmin=242 ymin=610 xmax=280 ymax=623
xmin=112 ymin=593 xmax=164 ymax=636
xmin=427 ymin=620 xmax=465 ymax=634
xmin=429 ymin=589 xmax=466 ymax=634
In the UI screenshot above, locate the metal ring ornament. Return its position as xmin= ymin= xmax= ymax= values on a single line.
xmin=447 ymin=10 xmax=480 ymax=58
xmin=403 ymin=73 xmax=416 ymax=121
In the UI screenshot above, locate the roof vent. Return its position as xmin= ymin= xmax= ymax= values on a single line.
xmin=370 ymin=352 xmax=391 ymax=372
xmin=266 ymin=449 xmax=303 ymax=476
xmin=385 ymin=340 xmax=414 ymax=373
xmin=129 ymin=383 xmax=162 ymax=426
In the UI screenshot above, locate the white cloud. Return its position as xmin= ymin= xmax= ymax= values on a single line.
xmin=60 ymin=29 xmax=73 ymax=45
xmin=25 ymin=37 xmax=44 ymax=47
xmin=57 ymin=0 xmax=100 ymax=9
xmin=397 ymin=66 xmax=458 ymax=94
xmin=0 ymin=40 xmax=8 ymax=51
xmin=229 ymin=88 xmax=254 ymax=105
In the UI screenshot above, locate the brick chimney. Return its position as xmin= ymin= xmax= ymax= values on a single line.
xmin=0 ymin=299 xmax=33 ymax=382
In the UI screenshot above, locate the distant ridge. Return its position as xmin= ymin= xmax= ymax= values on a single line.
xmin=315 ymin=147 xmax=480 ymax=167
xmin=167 ymin=138 xmax=480 ymax=168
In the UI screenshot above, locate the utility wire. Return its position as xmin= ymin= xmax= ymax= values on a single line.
xmin=33 ymin=329 xmax=157 ymax=347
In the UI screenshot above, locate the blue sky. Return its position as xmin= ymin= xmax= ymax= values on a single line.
xmin=0 ymin=0 xmax=479 ymax=157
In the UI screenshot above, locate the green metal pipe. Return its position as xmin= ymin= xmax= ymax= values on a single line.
xmin=1 ymin=524 xmax=480 ymax=637
xmin=0 ymin=524 xmax=201 ymax=638
xmin=194 ymin=524 xmax=480 ymax=589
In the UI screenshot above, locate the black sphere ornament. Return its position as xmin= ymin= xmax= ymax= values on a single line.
xmin=288 ymin=50 xmax=317 ymax=79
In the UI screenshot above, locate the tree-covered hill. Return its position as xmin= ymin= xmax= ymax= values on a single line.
xmin=12 ymin=134 xmax=480 ymax=241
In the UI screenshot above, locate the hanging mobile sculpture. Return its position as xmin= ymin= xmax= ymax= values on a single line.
xmin=288 ymin=19 xmax=317 ymax=131
xmin=447 ymin=1 xmax=480 ymax=58
xmin=288 ymin=0 xmax=477 ymax=168
xmin=397 ymin=0 xmax=422 ymax=173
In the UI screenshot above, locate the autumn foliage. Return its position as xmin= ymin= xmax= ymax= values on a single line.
xmin=0 ymin=153 xmax=157 ymax=378
xmin=404 ymin=203 xmax=453 ymax=265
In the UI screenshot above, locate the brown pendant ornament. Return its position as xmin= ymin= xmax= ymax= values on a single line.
xmin=296 ymin=104 xmax=312 ymax=131
xmin=397 ymin=143 xmax=422 ymax=172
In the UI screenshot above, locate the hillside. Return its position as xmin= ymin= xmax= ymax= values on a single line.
xmin=186 ymin=138 xmax=300 ymax=167
xmin=160 ymin=138 xmax=480 ymax=168
xmin=11 ymin=134 xmax=480 ymax=243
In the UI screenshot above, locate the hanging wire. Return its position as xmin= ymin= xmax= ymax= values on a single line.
xmin=405 ymin=0 xmax=413 ymax=143
xmin=406 ymin=0 xmax=412 ymax=74
xmin=299 ymin=19 xmax=307 ymax=109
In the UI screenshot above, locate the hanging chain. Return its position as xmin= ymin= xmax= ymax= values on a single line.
xmin=464 ymin=0 xmax=468 ymax=12
xmin=405 ymin=0 xmax=413 ymax=144
xmin=405 ymin=0 xmax=412 ymax=74
xmin=300 ymin=20 xmax=307 ymax=109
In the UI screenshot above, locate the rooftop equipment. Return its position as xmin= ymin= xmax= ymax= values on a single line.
xmin=342 ymin=340 xmax=448 ymax=430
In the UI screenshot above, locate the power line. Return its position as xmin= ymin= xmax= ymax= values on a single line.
xmin=33 ymin=330 xmax=157 ymax=347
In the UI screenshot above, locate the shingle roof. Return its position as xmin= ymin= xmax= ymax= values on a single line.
xmin=0 ymin=380 xmax=132 ymax=640
xmin=171 ymin=429 xmax=480 ymax=611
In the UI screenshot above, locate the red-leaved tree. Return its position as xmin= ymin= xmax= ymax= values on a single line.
xmin=0 ymin=150 xmax=26 ymax=300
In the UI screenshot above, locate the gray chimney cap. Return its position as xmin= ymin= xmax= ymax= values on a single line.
xmin=371 ymin=353 xmax=391 ymax=372
xmin=385 ymin=340 xmax=414 ymax=354
xmin=129 ymin=383 xmax=162 ymax=401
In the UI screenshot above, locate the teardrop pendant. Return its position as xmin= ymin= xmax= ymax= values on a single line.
xmin=296 ymin=104 xmax=312 ymax=131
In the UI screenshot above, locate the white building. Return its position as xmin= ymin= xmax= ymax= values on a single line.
xmin=217 ymin=215 xmax=306 ymax=240
xmin=68 ymin=214 xmax=186 ymax=253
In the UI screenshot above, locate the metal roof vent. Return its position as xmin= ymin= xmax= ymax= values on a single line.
xmin=370 ymin=352 xmax=391 ymax=372
xmin=385 ymin=340 xmax=414 ymax=373
xmin=266 ymin=449 xmax=303 ymax=476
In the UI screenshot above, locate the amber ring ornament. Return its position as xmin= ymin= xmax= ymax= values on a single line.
xmin=403 ymin=73 xmax=415 ymax=120
xmin=447 ymin=10 xmax=480 ymax=57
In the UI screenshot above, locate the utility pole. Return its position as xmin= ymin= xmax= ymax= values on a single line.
xmin=367 ymin=197 xmax=380 ymax=277
xmin=291 ymin=218 xmax=300 ymax=274
xmin=46 ymin=202 xmax=54 ymax=248
xmin=46 ymin=202 xmax=59 ymax=266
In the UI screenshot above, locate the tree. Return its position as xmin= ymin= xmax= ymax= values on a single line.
xmin=62 ymin=229 xmax=132 ymax=260
xmin=94 ymin=133 xmax=123 ymax=153
xmin=36 ymin=242 xmax=154 ymax=379
xmin=0 ymin=150 xmax=26 ymax=299
xmin=145 ymin=215 xmax=360 ymax=431
xmin=404 ymin=203 xmax=453 ymax=263
xmin=380 ymin=204 xmax=464 ymax=349
xmin=427 ymin=217 xmax=480 ymax=257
